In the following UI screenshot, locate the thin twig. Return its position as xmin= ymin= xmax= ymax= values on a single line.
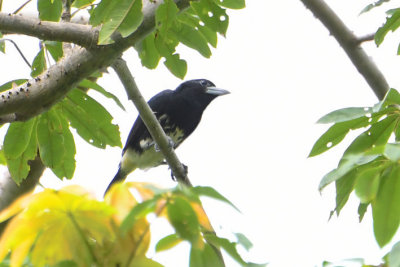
xmin=356 ymin=33 xmax=375 ymax=44
xmin=300 ymin=0 xmax=389 ymax=100
xmin=0 ymin=38 xmax=31 ymax=68
xmin=12 ymin=0 xmax=31 ymax=14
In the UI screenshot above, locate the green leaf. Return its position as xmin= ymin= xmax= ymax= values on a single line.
xmin=129 ymin=257 xmax=164 ymax=267
xmin=191 ymin=0 xmax=229 ymax=35
xmin=178 ymin=12 xmax=217 ymax=47
xmin=190 ymin=243 xmax=225 ymax=267
xmin=6 ymin=118 xmax=38 ymax=184
xmin=44 ymin=41 xmax=63 ymax=62
xmin=358 ymin=203 xmax=369 ymax=222
xmin=389 ymin=241 xmax=400 ymax=267
xmin=234 ymin=232 xmax=253 ymax=251
xmin=137 ymin=33 xmax=161 ymax=69
xmin=334 ymin=170 xmax=357 ymax=216
xmin=171 ymin=24 xmax=211 ymax=58
xmin=384 ymin=143 xmax=400 ymax=161
xmin=61 ymin=89 xmax=121 ymax=148
xmin=316 ymin=107 xmax=373 ymax=124
xmin=0 ymin=79 xmax=27 ymax=92
xmin=155 ymin=234 xmax=182 ymax=252
xmin=53 ymin=260 xmax=78 ymax=267
xmin=360 ymin=0 xmax=390 ymax=14
xmin=51 ymin=108 xmax=76 ymax=179
xmin=31 ymin=47 xmax=47 ymax=77
xmin=89 ymin=0 xmax=116 ymax=26
xmin=203 ymin=234 xmax=246 ymax=266
xmin=94 ymin=0 xmax=143 ymax=44
xmin=156 ymin=0 xmax=179 ymax=35
xmin=0 ymin=150 xmax=6 ymax=165
xmin=308 ymin=117 xmax=370 ymax=157
xmin=375 ymin=9 xmax=400 ymax=46
xmin=120 ymin=198 xmax=158 ymax=234
xmin=117 ymin=0 xmax=143 ymax=37
xmin=72 ymin=0 xmax=95 ymax=9
xmin=4 ymin=119 xmax=36 ymax=159
xmin=319 ymin=154 xmax=380 ymax=191
xmin=37 ymin=0 xmax=63 ymax=22
xmin=344 ymin=115 xmax=397 ymax=156
xmin=164 ymin=54 xmax=187 ymax=79
xmin=382 ymin=88 xmax=400 ymax=106
xmin=167 ymin=196 xmax=200 ymax=243
xmin=78 ymin=79 xmax=125 ymax=111
xmin=372 ymin=165 xmax=400 ymax=247
xmin=0 ymin=33 xmax=5 ymax=53
xmin=37 ymin=110 xmax=65 ymax=168
xmin=355 ymin=167 xmax=381 ymax=203
xmin=213 ymin=0 xmax=245 ymax=9
xmin=192 ymin=186 xmax=240 ymax=212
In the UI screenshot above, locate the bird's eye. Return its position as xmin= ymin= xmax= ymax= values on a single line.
xmin=200 ymin=80 xmax=208 ymax=87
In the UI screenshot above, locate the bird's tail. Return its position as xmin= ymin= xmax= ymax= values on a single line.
xmin=104 ymin=168 xmax=132 ymax=196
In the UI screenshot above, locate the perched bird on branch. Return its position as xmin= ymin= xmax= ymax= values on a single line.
xmin=105 ymin=79 xmax=229 ymax=194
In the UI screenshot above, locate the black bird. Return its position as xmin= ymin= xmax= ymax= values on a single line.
xmin=105 ymin=79 xmax=230 ymax=194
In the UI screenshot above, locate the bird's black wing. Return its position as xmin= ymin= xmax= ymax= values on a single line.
xmin=122 ymin=89 xmax=175 ymax=153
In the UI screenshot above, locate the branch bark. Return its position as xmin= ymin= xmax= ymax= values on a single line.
xmin=0 ymin=13 xmax=98 ymax=47
xmin=300 ymin=0 xmax=389 ymax=100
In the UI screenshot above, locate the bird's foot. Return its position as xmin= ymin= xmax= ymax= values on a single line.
xmin=154 ymin=136 xmax=175 ymax=152
xmin=170 ymin=164 xmax=188 ymax=181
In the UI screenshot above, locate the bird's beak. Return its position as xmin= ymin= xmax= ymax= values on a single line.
xmin=205 ymin=87 xmax=230 ymax=96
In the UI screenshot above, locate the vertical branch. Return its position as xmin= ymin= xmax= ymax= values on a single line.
xmin=300 ymin=0 xmax=389 ymax=100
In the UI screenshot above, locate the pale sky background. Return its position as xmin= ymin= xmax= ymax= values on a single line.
xmin=1 ymin=0 xmax=400 ymax=266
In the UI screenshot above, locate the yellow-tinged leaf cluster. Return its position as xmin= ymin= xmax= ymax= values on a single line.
xmin=0 ymin=182 xmax=230 ymax=266
xmin=0 ymin=184 xmax=156 ymax=267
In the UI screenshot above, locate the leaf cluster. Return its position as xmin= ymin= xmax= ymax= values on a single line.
xmin=89 ymin=0 xmax=244 ymax=78
xmin=310 ymin=88 xmax=400 ymax=248
xmin=1 ymin=83 xmax=122 ymax=184
xmin=26 ymin=0 xmax=246 ymax=78
xmin=0 ymin=184 xmax=263 ymax=267
xmin=361 ymin=1 xmax=400 ymax=54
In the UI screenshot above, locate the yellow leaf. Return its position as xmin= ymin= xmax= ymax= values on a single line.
xmin=105 ymin=182 xmax=138 ymax=223
xmin=0 ymin=216 xmax=36 ymax=264
xmin=0 ymin=192 xmax=33 ymax=222
xmin=191 ymin=202 xmax=213 ymax=232
xmin=126 ymin=182 xmax=157 ymax=200
xmin=10 ymin=236 xmax=35 ymax=267
xmin=0 ymin=186 xmax=116 ymax=266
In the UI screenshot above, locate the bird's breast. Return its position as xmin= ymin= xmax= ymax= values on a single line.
xmin=120 ymin=127 xmax=185 ymax=171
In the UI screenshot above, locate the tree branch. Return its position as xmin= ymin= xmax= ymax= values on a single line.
xmin=0 ymin=0 xmax=192 ymax=124
xmin=0 ymin=13 xmax=98 ymax=47
xmin=111 ymin=58 xmax=192 ymax=187
xmin=300 ymin=0 xmax=389 ymax=100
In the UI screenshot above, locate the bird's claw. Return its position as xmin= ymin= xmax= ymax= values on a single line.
xmin=154 ymin=136 xmax=175 ymax=152
xmin=170 ymin=164 xmax=188 ymax=181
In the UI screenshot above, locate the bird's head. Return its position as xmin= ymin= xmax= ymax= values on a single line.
xmin=175 ymin=79 xmax=230 ymax=108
